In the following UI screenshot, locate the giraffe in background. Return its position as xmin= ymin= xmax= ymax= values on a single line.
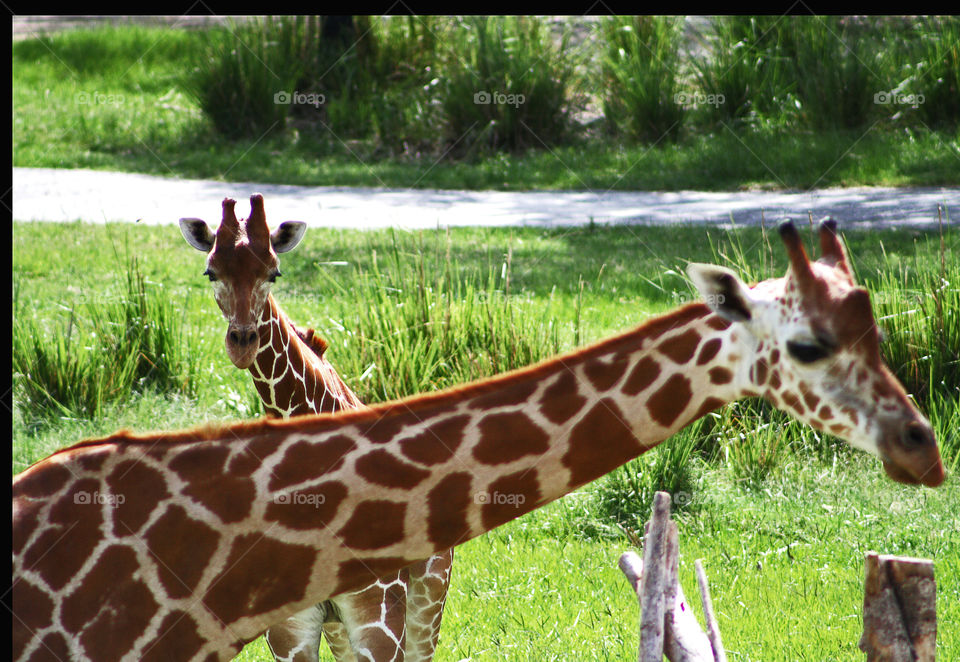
xmin=179 ymin=195 xmax=452 ymax=662
xmin=14 ymin=220 xmax=944 ymax=661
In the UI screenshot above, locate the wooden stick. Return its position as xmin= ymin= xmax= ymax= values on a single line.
xmin=619 ymin=550 xmax=644 ymax=594
xmin=639 ymin=492 xmax=671 ymax=662
xmin=695 ymin=559 xmax=727 ymax=662
xmin=859 ymin=552 xmax=936 ymax=662
xmin=663 ymin=522 xmax=714 ymax=662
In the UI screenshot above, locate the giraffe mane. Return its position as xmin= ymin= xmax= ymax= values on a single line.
xmin=292 ymin=324 xmax=330 ymax=359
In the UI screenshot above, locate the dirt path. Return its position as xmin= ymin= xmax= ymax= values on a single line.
xmin=13 ymin=167 xmax=956 ymax=230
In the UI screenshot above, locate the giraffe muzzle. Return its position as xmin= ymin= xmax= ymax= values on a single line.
xmin=226 ymin=324 xmax=259 ymax=369
xmin=880 ymin=419 xmax=945 ymax=487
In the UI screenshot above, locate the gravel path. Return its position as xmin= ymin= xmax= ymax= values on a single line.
xmin=12 ymin=167 xmax=957 ymax=230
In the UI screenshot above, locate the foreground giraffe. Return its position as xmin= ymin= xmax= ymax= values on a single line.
xmin=13 ymin=220 xmax=944 ymax=662
xmin=178 ymin=195 xmax=452 ymax=662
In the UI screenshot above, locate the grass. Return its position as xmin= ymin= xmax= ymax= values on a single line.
xmin=325 ymin=229 xmax=568 ymax=402
xmin=781 ymin=17 xmax=886 ymax=130
xmin=429 ymin=457 xmax=960 ymax=662
xmin=183 ymin=17 xmax=306 ymax=139
xmin=692 ymin=16 xmax=789 ymax=127
xmin=13 ymin=252 xmax=200 ymax=428
xmin=13 ymin=22 xmax=960 ymax=189
xmin=913 ymin=17 xmax=960 ymax=128
xmin=602 ymin=16 xmax=686 ymax=142
xmin=12 ymin=219 xmax=960 ymax=660
xmin=439 ymin=16 xmax=576 ymax=153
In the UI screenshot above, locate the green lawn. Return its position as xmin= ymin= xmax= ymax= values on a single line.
xmin=12 ymin=220 xmax=959 ymax=660
xmin=13 ymin=24 xmax=960 ymax=191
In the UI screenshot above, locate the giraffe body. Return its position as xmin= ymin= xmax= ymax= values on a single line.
xmin=13 ymin=220 xmax=944 ymax=661
xmin=179 ymin=196 xmax=452 ymax=662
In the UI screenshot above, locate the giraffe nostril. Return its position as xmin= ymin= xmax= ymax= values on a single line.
xmin=228 ymin=328 xmax=258 ymax=347
xmin=903 ymin=421 xmax=934 ymax=448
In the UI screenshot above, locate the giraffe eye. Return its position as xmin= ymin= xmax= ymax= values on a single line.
xmin=786 ymin=340 xmax=831 ymax=364
xmin=204 ymin=268 xmax=217 ymax=282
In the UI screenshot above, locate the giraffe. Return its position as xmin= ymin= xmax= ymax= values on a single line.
xmin=178 ymin=194 xmax=453 ymax=662
xmin=13 ymin=220 xmax=944 ymax=662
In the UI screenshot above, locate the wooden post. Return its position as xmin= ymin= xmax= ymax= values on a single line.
xmin=620 ymin=491 xmax=721 ymax=662
xmin=639 ymin=492 xmax=671 ymax=662
xmin=859 ymin=552 xmax=936 ymax=662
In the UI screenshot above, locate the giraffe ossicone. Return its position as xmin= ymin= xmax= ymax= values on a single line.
xmin=180 ymin=194 xmax=453 ymax=662
xmin=13 ymin=219 xmax=944 ymax=662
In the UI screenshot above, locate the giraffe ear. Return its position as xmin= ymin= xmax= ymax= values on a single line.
xmin=686 ymin=263 xmax=756 ymax=323
xmin=271 ymin=221 xmax=307 ymax=254
xmin=179 ymin=218 xmax=215 ymax=252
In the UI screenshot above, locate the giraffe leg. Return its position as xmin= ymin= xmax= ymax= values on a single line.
xmin=265 ymin=604 xmax=327 ymax=662
xmin=321 ymin=621 xmax=358 ymax=662
xmin=403 ymin=550 xmax=454 ymax=662
xmin=328 ymin=570 xmax=409 ymax=662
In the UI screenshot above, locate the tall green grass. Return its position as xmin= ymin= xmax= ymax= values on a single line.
xmin=693 ymin=16 xmax=960 ymax=131
xmin=911 ymin=16 xmax=960 ymax=128
xmin=174 ymin=15 xmax=960 ymax=145
xmin=182 ymin=16 xmax=574 ymax=155
xmin=183 ymin=17 xmax=307 ymax=138
xmin=13 ymin=255 xmax=200 ymax=428
xmin=440 ymin=16 xmax=576 ymax=154
xmin=601 ymin=16 xmax=686 ymax=143
xmin=692 ymin=16 xmax=797 ymax=128
xmin=312 ymin=230 xmax=569 ymax=402
xmin=13 ymin=21 xmax=960 ymax=187
xmin=325 ymin=16 xmax=445 ymax=152
xmin=872 ymin=230 xmax=960 ymax=469
xmin=290 ymin=16 xmax=445 ymax=150
xmin=783 ymin=17 xmax=888 ymax=130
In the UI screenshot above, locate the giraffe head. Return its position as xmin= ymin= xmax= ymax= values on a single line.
xmin=687 ymin=219 xmax=944 ymax=487
xmin=180 ymin=194 xmax=307 ymax=369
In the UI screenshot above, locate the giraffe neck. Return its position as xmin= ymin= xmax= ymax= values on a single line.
xmin=249 ymin=294 xmax=363 ymax=417
xmin=251 ymin=303 xmax=748 ymax=568
xmin=14 ymin=303 xmax=751 ymax=661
